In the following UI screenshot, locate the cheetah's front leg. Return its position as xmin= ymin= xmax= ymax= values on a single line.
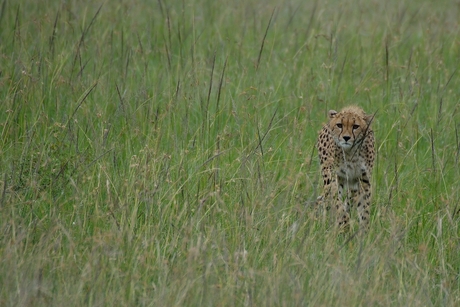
xmin=352 ymin=178 xmax=371 ymax=232
xmin=336 ymin=179 xmax=350 ymax=230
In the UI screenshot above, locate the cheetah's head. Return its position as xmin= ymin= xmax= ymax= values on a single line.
xmin=328 ymin=106 xmax=373 ymax=150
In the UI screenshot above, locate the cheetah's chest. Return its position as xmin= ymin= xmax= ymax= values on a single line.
xmin=335 ymin=154 xmax=368 ymax=184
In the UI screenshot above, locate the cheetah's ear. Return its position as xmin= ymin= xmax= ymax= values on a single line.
xmin=328 ymin=110 xmax=337 ymax=119
xmin=364 ymin=113 xmax=374 ymax=125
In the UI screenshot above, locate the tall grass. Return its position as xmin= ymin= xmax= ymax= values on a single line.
xmin=0 ymin=0 xmax=459 ymax=306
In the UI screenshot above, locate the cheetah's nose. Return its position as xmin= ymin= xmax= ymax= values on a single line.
xmin=343 ymin=136 xmax=351 ymax=142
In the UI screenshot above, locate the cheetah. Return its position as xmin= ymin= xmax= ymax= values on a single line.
xmin=316 ymin=106 xmax=375 ymax=232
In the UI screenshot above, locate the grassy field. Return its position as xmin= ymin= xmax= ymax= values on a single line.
xmin=1 ymin=0 xmax=459 ymax=305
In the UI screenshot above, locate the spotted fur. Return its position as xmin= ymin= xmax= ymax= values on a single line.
xmin=316 ymin=106 xmax=375 ymax=231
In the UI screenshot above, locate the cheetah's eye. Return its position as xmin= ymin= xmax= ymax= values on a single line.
xmin=336 ymin=123 xmax=343 ymax=129
xmin=352 ymin=124 xmax=360 ymax=130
